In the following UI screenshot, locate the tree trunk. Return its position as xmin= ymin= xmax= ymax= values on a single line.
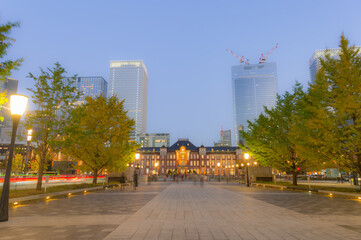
xmin=292 ymin=172 xmax=297 ymax=186
xmin=93 ymin=170 xmax=98 ymax=184
xmin=36 ymin=153 xmax=46 ymax=191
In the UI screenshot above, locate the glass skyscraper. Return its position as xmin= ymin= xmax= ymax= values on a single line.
xmin=309 ymin=47 xmax=361 ymax=84
xmin=109 ymin=60 xmax=148 ymax=138
xmin=72 ymin=77 xmax=108 ymax=104
xmin=232 ymin=62 xmax=278 ymax=145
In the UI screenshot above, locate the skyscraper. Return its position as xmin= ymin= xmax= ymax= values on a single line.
xmin=137 ymin=133 xmax=170 ymax=147
xmin=214 ymin=129 xmax=232 ymax=147
xmin=232 ymin=62 xmax=278 ymax=145
xmin=72 ymin=76 xmax=108 ymax=104
xmin=109 ymin=60 xmax=148 ymax=138
xmin=309 ymin=47 xmax=361 ymax=84
xmin=0 ymin=78 xmax=18 ymax=126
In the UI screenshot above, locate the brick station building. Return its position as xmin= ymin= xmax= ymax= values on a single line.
xmin=132 ymin=138 xmax=244 ymax=176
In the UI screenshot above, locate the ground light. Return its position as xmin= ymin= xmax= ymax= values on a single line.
xmin=0 ymin=95 xmax=28 ymax=222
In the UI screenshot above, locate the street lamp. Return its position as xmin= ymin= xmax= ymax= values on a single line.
xmin=244 ymin=153 xmax=250 ymax=187
xmin=24 ymin=129 xmax=32 ymax=174
xmin=0 ymin=94 xmax=28 ymax=222
xmin=217 ymin=162 xmax=221 ymax=182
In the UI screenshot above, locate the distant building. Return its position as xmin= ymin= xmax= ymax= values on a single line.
xmin=137 ymin=133 xmax=170 ymax=147
xmin=214 ymin=129 xmax=232 ymax=147
xmin=309 ymin=47 xmax=361 ymax=84
xmin=232 ymin=62 xmax=278 ymax=145
xmin=108 ymin=60 xmax=148 ymax=139
xmin=133 ymin=138 xmax=242 ymax=176
xmin=0 ymin=78 xmax=18 ymax=126
xmin=71 ymin=76 xmax=108 ymax=104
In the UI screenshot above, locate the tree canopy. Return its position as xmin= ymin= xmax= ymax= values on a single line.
xmin=26 ymin=62 xmax=80 ymax=190
xmin=61 ymin=94 xmax=139 ymax=183
xmin=0 ymin=21 xmax=22 ymax=121
xmin=240 ymin=34 xmax=361 ymax=188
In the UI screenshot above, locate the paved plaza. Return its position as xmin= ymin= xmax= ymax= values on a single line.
xmin=0 ymin=182 xmax=361 ymax=239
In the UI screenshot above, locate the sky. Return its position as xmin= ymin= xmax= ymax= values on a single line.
xmin=1 ymin=0 xmax=361 ymax=146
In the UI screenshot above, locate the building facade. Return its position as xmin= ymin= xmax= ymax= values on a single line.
xmin=0 ymin=78 xmax=18 ymax=127
xmin=214 ymin=129 xmax=232 ymax=147
xmin=71 ymin=76 xmax=108 ymax=104
xmin=309 ymin=47 xmax=361 ymax=84
xmin=137 ymin=133 xmax=170 ymax=147
xmin=108 ymin=60 xmax=148 ymax=138
xmin=232 ymin=62 xmax=278 ymax=145
xmin=132 ymin=138 xmax=243 ymax=176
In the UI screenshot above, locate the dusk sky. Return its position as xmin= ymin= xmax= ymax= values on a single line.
xmin=2 ymin=0 xmax=361 ymax=146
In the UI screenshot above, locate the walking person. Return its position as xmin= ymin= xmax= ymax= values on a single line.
xmin=133 ymin=171 xmax=138 ymax=190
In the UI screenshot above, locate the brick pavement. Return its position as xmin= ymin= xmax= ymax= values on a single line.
xmin=105 ymin=182 xmax=361 ymax=240
xmin=1 ymin=182 xmax=361 ymax=239
xmin=0 ymin=184 xmax=167 ymax=240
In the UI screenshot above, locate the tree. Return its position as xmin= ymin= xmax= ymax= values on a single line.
xmin=300 ymin=35 xmax=361 ymax=189
xmin=61 ymin=95 xmax=139 ymax=183
xmin=26 ymin=63 xmax=80 ymax=190
xmin=0 ymin=21 xmax=22 ymax=121
xmin=11 ymin=154 xmax=23 ymax=174
xmin=240 ymin=84 xmax=312 ymax=185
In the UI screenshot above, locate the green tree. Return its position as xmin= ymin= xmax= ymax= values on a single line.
xmin=241 ymin=84 xmax=312 ymax=185
xmin=0 ymin=21 xmax=22 ymax=121
xmin=26 ymin=63 xmax=80 ymax=190
xmin=61 ymin=95 xmax=139 ymax=183
xmin=300 ymin=35 xmax=361 ymax=188
xmin=11 ymin=154 xmax=23 ymax=174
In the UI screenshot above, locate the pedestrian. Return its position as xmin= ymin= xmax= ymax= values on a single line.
xmin=134 ymin=172 xmax=138 ymax=190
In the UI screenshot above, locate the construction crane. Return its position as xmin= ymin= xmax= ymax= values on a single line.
xmin=259 ymin=43 xmax=278 ymax=63
xmin=226 ymin=49 xmax=244 ymax=65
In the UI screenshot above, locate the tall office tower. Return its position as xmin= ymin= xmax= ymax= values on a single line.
xmin=137 ymin=133 xmax=170 ymax=147
xmin=0 ymin=78 xmax=18 ymax=126
xmin=214 ymin=129 xmax=232 ymax=147
xmin=72 ymin=77 xmax=108 ymax=104
xmin=309 ymin=47 xmax=361 ymax=84
xmin=232 ymin=62 xmax=278 ymax=145
xmin=109 ymin=60 xmax=148 ymax=138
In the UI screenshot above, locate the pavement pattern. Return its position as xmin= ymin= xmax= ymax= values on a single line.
xmin=0 ymin=182 xmax=361 ymax=239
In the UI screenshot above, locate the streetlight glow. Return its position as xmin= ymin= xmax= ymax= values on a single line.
xmin=10 ymin=95 xmax=28 ymax=116
xmin=217 ymin=162 xmax=220 ymax=167
xmin=244 ymin=153 xmax=249 ymax=160
xmin=135 ymin=153 xmax=140 ymax=160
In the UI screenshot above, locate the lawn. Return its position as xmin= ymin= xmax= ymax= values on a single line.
xmin=5 ymin=183 xmax=105 ymax=199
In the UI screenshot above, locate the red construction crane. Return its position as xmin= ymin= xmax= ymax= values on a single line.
xmin=226 ymin=49 xmax=244 ymax=65
xmin=259 ymin=43 xmax=278 ymax=63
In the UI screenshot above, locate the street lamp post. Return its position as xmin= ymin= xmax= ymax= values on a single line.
xmin=244 ymin=153 xmax=250 ymax=187
xmin=217 ymin=162 xmax=221 ymax=182
xmin=0 ymin=95 xmax=28 ymax=222
xmin=24 ymin=129 xmax=32 ymax=174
